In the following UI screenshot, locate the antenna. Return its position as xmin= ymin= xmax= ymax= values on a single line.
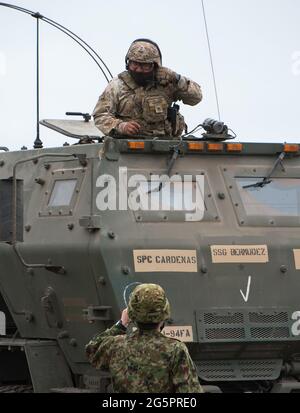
xmin=0 ymin=2 xmax=113 ymax=148
xmin=201 ymin=0 xmax=221 ymax=121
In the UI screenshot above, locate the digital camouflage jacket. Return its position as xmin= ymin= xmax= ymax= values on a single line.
xmin=86 ymin=323 xmax=204 ymax=393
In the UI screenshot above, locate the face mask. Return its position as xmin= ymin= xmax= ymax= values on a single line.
xmin=129 ymin=70 xmax=154 ymax=87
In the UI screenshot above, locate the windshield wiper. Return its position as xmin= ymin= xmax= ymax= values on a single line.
xmin=243 ymin=152 xmax=286 ymax=189
xmin=148 ymin=146 xmax=180 ymax=194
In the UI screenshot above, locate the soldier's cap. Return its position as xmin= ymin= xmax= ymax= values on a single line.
xmin=128 ymin=283 xmax=170 ymax=324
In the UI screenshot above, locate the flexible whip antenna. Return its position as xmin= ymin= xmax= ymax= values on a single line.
xmin=201 ymin=0 xmax=221 ymax=121
xmin=0 ymin=2 xmax=113 ymax=148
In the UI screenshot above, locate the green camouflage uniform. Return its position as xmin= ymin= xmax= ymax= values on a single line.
xmin=93 ymin=69 xmax=202 ymax=138
xmin=86 ymin=324 xmax=203 ymax=393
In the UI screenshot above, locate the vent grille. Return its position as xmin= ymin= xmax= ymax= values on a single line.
xmin=198 ymin=360 xmax=235 ymax=380
xmin=249 ymin=312 xmax=288 ymax=324
xmin=204 ymin=313 xmax=244 ymax=325
xmin=199 ymin=309 xmax=291 ymax=342
xmin=205 ymin=328 xmax=245 ymax=340
xmin=250 ymin=327 xmax=290 ymax=339
xmin=197 ymin=359 xmax=282 ymax=381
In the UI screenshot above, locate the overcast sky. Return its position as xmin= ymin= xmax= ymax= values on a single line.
xmin=0 ymin=0 xmax=300 ymax=150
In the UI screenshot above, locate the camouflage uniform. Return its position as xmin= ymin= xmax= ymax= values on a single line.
xmin=86 ymin=284 xmax=203 ymax=393
xmin=93 ymin=41 xmax=202 ymax=138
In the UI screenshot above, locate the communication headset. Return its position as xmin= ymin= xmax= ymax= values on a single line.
xmin=125 ymin=38 xmax=162 ymax=68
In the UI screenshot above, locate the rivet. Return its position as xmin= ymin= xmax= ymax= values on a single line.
xmin=58 ymin=331 xmax=69 ymax=339
xmin=108 ymin=231 xmax=115 ymax=239
xmin=69 ymin=338 xmax=77 ymax=347
xmin=35 ymin=178 xmax=45 ymax=185
xmin=122 ymin=266 xmax=130 ymax=275
xmin=280 ymin=265 xmax=287 ymax=274
xmin=98 ymin=276 xmax=106 ymax=285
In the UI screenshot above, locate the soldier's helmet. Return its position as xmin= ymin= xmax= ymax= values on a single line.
xmin=128 ymin=283 xmax=170 ymax=323
xmin=125 ymin=39 xmax=162 ymax=67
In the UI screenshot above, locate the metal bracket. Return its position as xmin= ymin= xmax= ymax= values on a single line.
xmin=104 ymin=137 xmax=120 ymax=161
xmin=83 ymin=306 xmax=112 ymax=322
xmin=79 ymin=215 xmax=102 ymax=230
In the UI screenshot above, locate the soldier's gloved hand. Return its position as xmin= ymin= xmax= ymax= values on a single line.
xmin=117 ymin=121 xmax=141 ymax=135
xmin=156 ymin=67 xmax=180 ymax=86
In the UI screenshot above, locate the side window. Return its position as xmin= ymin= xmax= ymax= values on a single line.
xmin=223 ymin=166 xmax=300 ymax=227
xmin=48 ymin=180 xmax=77 ymax=207
xmin=40 ymin=168 xmax=85 ymax=217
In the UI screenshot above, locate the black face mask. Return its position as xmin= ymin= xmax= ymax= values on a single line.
xmin=129 ymin=70 xmax=154 ymax=87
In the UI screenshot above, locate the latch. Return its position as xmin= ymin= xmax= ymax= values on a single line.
xmin=79 ymin=215 xmax=102 ymax=230
xmin=41 ymin=287 xmax=63 ymax=328
xmin=83 ymin=306 xmax=112 ymax=322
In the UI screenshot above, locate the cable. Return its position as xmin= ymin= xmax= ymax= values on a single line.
xmin=201 ymin=0 xmax=221 ymax=121
xmin=0 ymin=2 xmax=113 ymax=148
xmin=0 ymin=2 xmax=113 ymax=81
xmin=40 ymin=17 xmax=111 ymax=83
xmin=43 ymin=16 xmax=113 ymax=79
xmin=123 ymin=282 xmax=141 ymax=307
xmin=182 ymin=123 xmax=203 ymax=138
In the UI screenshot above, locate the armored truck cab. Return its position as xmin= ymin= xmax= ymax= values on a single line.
xmin=0 ymin=126 xmax=300 ymax=392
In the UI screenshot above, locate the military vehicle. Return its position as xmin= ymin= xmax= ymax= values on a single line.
xmin=0 ymin=114 xmax=300 ymax=393
xmin=1 ymin=0 xmax=300 ymax=394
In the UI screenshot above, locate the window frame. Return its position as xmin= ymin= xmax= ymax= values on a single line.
xmin=40 ymin=168 xmax=85 ymax=217
xmin=223 ymin=165 xmax=300 ymax=227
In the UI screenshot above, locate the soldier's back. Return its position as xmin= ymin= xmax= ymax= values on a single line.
xmin=109 ymin=329 xmax=201 ymax=393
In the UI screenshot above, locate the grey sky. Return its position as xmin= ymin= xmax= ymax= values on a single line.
xmin=0 ymin=0 xmax=299 ymax=150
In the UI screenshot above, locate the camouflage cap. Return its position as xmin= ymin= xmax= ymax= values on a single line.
xmin=125 ymin=41 xmax=162 ymax=67
xmin=128 ymin=283 xmax=170 ymax=323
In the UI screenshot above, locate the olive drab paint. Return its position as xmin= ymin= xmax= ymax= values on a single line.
xmin=0 ymin=127 xmax=300 ymax=392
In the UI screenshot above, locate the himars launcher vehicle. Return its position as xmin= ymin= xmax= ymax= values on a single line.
xmin=0 ymin=117 xmax=300 ymax=393
xmin=1 ymin=1 xmax=300 ymax=394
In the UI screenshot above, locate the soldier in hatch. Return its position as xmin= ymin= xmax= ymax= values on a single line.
xmin=93 ymin=39 xmax=202 ymax=138
xmin=86 ymin=283 xmax=203 ymax=393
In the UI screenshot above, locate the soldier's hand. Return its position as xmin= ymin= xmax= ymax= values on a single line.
xmin=156 ymin=67 xmax=180 ymax=86
xmin=121 ymin=308 xmax=130 ymax=327
xmin=118 ymin=121 xmax=141 ymax=135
